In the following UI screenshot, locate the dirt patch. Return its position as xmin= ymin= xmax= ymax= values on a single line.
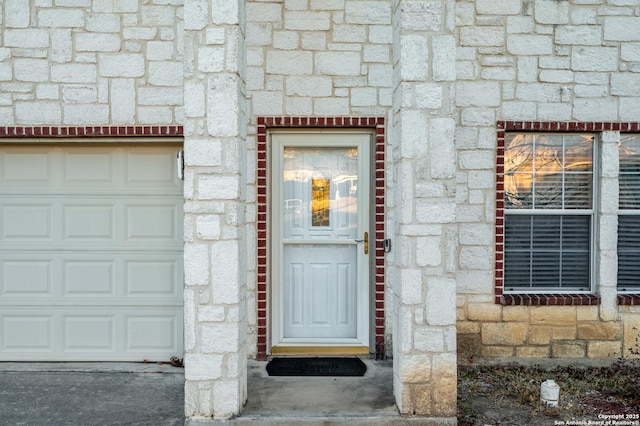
xmin=458 ymin=359 xmax=640 ymax=425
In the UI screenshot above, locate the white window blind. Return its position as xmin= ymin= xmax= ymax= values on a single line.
xmin=618 ymin=134 xmax=640 ymax=292
xmin=504 ymin=134 xmax=594 ymax=292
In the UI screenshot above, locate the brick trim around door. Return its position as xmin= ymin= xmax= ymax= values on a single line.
xmin=256 ymin=116 xmax=386 ymax=360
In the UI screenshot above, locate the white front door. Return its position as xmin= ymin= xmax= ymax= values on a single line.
xmin=271 ymin=131 xmax=370 ymax=350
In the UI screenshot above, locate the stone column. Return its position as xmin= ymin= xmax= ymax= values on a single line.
xmin=182 ymin=0 xmax=248 ymax=419
xmin=599 ymin=131 xmax=619 ymax=322
xmin=390 ymin=0 xmax=457 ymax=417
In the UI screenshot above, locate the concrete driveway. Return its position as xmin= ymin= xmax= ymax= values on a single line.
xmin=0 ymin=362 xmax=184 ymax=426
xmin=0 ymin=360 xmax=453 ymax=425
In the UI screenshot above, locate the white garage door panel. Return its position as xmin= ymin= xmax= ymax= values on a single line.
xmin=0 ymin=144 xmax=183 ymax=361
xmin=126 ymin=204 xmax=179 ymax=241
xmin=0 ymin=308 xmax=182 ymax=360
xmin=3 ymin=260 xmax=52 ymax=295
xmin=3 ymin=204 xmax=52 ymax=239
xmin=1 ymin=254 xmax=182 ymax=301
xmin=2 ymin=198 xmax=181 ymax=247
xmin=2 ymin=315 xmax=51 ymax=350
xmin=1 ymin=147 xmax=182 ymax=195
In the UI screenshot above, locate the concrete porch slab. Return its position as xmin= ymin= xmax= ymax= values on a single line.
xmin=188 ymin=359 xmax=457 ymax=425
xmin=244 ymin=358 xmax=397 ymax=417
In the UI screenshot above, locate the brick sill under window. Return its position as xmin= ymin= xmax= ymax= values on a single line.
xmin=618 ymin=295 xmax=640 ymax=306
xmin=500 ymin=294 xmax=640 ymax=306
xmin=499 ymin=294 xmax=601 ymax=306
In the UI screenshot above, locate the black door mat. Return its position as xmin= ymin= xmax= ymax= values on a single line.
xmin=266 ymin=357 xmax=367 ymax=377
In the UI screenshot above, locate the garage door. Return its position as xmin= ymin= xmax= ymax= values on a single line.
xmin=0 ymin=144 xmax=184 ymax=361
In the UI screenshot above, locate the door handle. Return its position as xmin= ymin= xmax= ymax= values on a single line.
xmin=354 ymin=232 xmax=369 ymax=255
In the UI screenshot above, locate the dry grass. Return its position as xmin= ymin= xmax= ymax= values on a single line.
xmin=458 ymin=359 xmax=640 ymax=425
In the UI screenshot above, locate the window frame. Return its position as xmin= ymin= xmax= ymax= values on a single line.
xmin=496 ymin=122 xmax=640 ymax=306
xmin=617 ymin=133 xmax=640 ymax=294
xmin=502 ymin=132 xmax=597 ymax=295
xmin=493 ymin=122 xmax=629 ymax=306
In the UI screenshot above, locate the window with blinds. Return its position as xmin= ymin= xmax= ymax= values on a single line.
xmin=618 ymin=134 xmax=640 ymax=292
xmin=503 ymin=133 xmax=594 ymax=292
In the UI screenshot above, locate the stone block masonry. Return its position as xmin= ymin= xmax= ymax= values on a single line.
xmin=459 ymin=303 xmax=625 ymax=360
xmin=6 ymin=0 xmax=640 ymax=422
xmin=245 ymin=0 xmax=458 ymax=418
xmin=391 ymin=0 xmax=458 ymax=418
xmin=182 ymin=0 xmax=248 ymax=420
xmin=245 ymin=0 xmax=397 ymax=361
xmin=245 ymin=0 xmax=393 ymax=119
xmin=0 ymin=1 xmax=183 ymax=126
xmin=458 ymin=121 xmax=640 ymax=362
xmin=455 ymin=0 xmax=640 ymax=364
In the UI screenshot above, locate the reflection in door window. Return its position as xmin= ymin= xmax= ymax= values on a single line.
xmin=283 ymin=147 xmax=358 ymax=239
xmin=311 ymin=178 xmax=330 ymax=226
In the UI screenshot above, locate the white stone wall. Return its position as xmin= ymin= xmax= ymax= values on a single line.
xmin=182 ymin=0 xmax=248 ymax=419
xmin=456 ymin=0 xmax=640 ymax=358
xmin=0 ymin=0 xmax=184 ymax=126
xmin=244 ymin=0 xmax=396 ymax=357
xmin=245 ymin=0 xmax=393 ymax=118
xmin=244 ymin=0 xmax=459 ymax=416
xmin=390 ymin=0 xmax=458 ymax=416
xmin=4 ymin=0 xmax=640 ymax=420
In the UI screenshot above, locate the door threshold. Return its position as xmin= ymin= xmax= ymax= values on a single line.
xmin=271 ymin=346 xmax=370 ymax=356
